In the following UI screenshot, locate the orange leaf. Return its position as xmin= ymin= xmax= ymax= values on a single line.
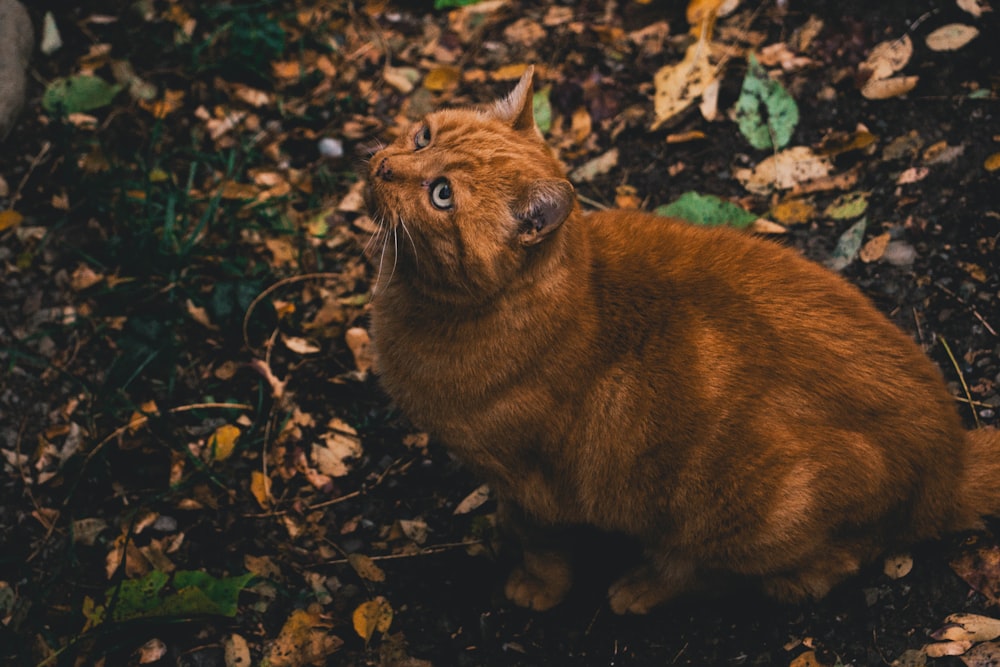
xmin=250 ymin=471 xmax=272 ymax=509
xmin=352 ymin=596 xmax=393 ymax=643
xmin=0 ymin=209 xmax=24 ymax=232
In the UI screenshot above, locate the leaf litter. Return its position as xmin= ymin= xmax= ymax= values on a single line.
xmin=0 ymin=0 xmax=997 ymax=665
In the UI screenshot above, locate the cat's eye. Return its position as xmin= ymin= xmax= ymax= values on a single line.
xmin=429 ymin=178 xmax=453 ymax=210
xmin=414 ymin=125 xmax=431 ymax=149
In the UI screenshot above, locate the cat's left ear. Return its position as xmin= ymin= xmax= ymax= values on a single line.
xmin=490 ymin=65 xmax=537 ymax=133
xmin=515 ymin=178 xmax=575 ymax=246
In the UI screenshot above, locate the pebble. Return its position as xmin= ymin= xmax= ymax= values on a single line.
xmin=318 ymin=137 xmax=344 ymax=158
xmin=882 ymin=241 xmax=917 ymax=266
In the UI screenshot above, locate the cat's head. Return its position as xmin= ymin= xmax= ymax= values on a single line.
xmin=366 ymin=66 xmax=576 ymax=303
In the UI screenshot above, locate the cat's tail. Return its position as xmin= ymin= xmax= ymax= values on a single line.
xmin=956 ymin=427 xmax=1000 ymax=528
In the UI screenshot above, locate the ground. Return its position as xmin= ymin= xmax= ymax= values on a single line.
xmin=1 ymin=1 xmax=999 ymax=666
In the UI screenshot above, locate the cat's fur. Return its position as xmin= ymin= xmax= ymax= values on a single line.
xmin=365 ymin=66 xmax=1000 ymax=614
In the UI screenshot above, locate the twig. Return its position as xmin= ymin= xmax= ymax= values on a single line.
xmin=321 ymin=539 xmax=485 ymax=566
xmin=10 ymin=141 xmax=51 ymax=208
xmin=241 ymin=273 xmax=342 ymax=354
xmin=940 ymin=337 xmax=981 ymax=429
xmin=934 ymin=281 xmax=998 ymax=337
xmin=576 ymin=194 xmax=609 ymax=211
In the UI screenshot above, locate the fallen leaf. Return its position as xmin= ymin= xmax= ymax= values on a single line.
xmin=569 ymin=148 xmax=620 ymax=182
xmin=770 ymin=197 xmax=816 ymax=225
xmin=185 ymin=299 xmax=217 ymax=330
xmin=454 ymin=484 xmax=491 ymax=515
xmin=882 ymin=552 xmax=913 ymax=578
xmin=825 ymin=217 xmax=868 ymax=271
xmin=208 ymin=424 xmax=240 ymax=462
xmin=224 ymin=634 xmax=251 ymax=667
xmin=733 ymin=146 xmax=833 ymax=195
xmin=860 ymin=232 xmax=891 ymax=263
xmin=281 ymin=334 xmax=321 ymax=355
xmin=345 ymin=327 xmax=374 ymax=374
xmin=925 ymin=640 xmax=974 ymax=658
xmin=312 ymin=431 xmax=362 ymax=477
xmin=860 ymin=35 xmax=912 ymax=81
xmin=951 ymin=541 xmax=1000 ymax=605
xmin=138 ymin=638 xmax=167 ymax=664
xmin=651 ymin=31 xmax=717 ymax=129
xmin=398 ymin=519 xmax=428 ymax=545
xmin=897 ymin=167 xmax=929 ymax=184
xmin=961 ymin=641 xmax=1000 ymax=667
xmin=790 ymin=650 xmax=823 ymax=667
xmin=824 ymin=191 xmax=870 ymax=220
xmin=957 ymin=0 xmax=989 ymax=17
xmin=70 ymin=264 xmax=104 ymax=291
xmin=250 ymin=471 xmax=272 ymax=509
xmin=348 ymin=553 xmax=387 ymax=582
xmin=931 ymin=614 xmax=1000 ymax=643
xmin=655 ymin=191 xmax=757 ymax=228
xmin=266 ymin=608 xmax=342 ymax=666
xmin=423 ymin=66 xmax=460 ymax=92
xmin=985 ymin=153 xmax=1000 ymax=172
xmin=861 ymin=75 xmax=919 ymax=100
xmin=734 ymin=54 xmax=799 ymax=150
xmin=925 ymin=24 xmax=980 ymax=51
xmin=353 ymin=597 xmax=393 ymax=644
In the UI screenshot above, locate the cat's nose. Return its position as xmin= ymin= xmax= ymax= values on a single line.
xmin=375 ymin=157 xmax=393 ymax=181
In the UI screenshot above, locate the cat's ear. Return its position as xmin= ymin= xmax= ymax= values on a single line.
xmin=490 ymin=65 xmax=537 ymax=133
xmin=514 ymin=178 xmax=575 ymax=246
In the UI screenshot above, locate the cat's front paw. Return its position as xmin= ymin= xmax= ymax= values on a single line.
xmin=608 ymin=564 xmax=680 ymax=615
xmin=504 ymin=564 xmax=571 ymax=611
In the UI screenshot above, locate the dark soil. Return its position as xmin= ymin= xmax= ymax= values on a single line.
xmin=1 ymin=1 xmax=998 ymax=666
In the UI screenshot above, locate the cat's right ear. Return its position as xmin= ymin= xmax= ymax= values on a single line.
xmin=515 ymin=178 xmax=575 ymax=246
xmin=489 ymin=65 xmax=537 ymax=133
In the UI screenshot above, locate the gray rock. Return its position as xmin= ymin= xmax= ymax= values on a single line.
xmin=0 ymin=0 xmax=34 ymax=140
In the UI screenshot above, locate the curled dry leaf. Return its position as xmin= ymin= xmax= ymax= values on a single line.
xmin=925 ymin=640 xmax=974 ymax=658
xmin=925 ymin=24 xmax=980 ymax=51
xmin=861 ymin=75 xmax=919 ymax=100
xmin=281 ymin=334 xmax=321 ymax=355
xmin=861 ymin=35 xmax=913 ymax=81
xmin=931 ymin=614 xmax=1000 ymax=643
xmin=266 ymin=608 xmax=342 ymax=666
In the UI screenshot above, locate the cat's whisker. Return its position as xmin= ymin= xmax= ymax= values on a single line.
xmin=372 ymin=225 xmax=391 ymax=298
xmin=399 ymin=218 xmax=419 ymax=266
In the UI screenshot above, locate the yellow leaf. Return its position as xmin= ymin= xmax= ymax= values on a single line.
xmin=985 ymin=152 xmax=1000 ymax=172
xmin=347 ymin=553 xmax=386 ymax=582
xmin=491 ymin=63 xmax=531 ymax=81
xmin=208 ymin=424 xmax=240 ymax=461
xmin=250 ymin=471 xmax=272 ymax=509
xmin=860 ymin=232 xmax=891 ymax=264
xmin=352 ymin=596 xmax=393 ymax=643
xmin=651 ymin=33 xmax=716 ymax=129
xmin=770 ymin=197 xmax=817 ymax=225
xmin=0 ymin=209 xmax=23 ymax=232
xmin=423 ymin=66 xmax=460 ymax=92
xmin=790 ymin=650 xmax=823 ymax=667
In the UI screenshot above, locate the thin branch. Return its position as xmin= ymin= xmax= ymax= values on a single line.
xmin=940 ymin=337 xmax=981 ymax=429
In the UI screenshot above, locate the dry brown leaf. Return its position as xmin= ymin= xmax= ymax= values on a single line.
xmin=951 ymin=541 xmax=1000 ymax=605
xmin=454 ymin=484 xmax=491 ymax=515
xmin=224 ymin=634 xmax=251 ymax=667
xmin=651 ymin=34 xmax=717 ymax=129
xmin=0 ymin=209 xmax=23 ymax=232
xmin=931 ymin=614 xmax=1000 ymax=643
xmin=861 ymin=35 xmax=913 ymax=80
xmin=897 ymin=167 xmax=929 ymax=184
xmin=860 ymin=232 xmax=892 ymax=263
xmin=962 ymin=641 xmax=1000 ymax=667
xmin=266 ymin=608 xmax=342 ymax=666
xmin=70 ymin=264 xmax=104 ymax=291
xmin=503 ymin=17 xmax=545 ymax=47
xmin=985 ymin=153 xmax=1000 ymax=172
xmin=733 ymin=146 xmax=833 ymax=195
xmin=569 ymin=148 xmax=620 ymax=182
xmin=925 ymin=640 xmax=974 ymax=658
xmin=882 ymin=552 xmax=913 ymax=578
xmin=138 ymin=638 xmax=167 ymax=664
xmin=398 ymin=519 xmax=428 ymax=545
xmin=957 ymin=0 xmax=989 ymax=17
xmin=926 ymin=24 xmax=980 ymax=51
xmin=185 ymin=299 xmax=217 ymax=330
xmin=264 ymin=238 xmax=297 ymax=268
xmin=281 ymin=334 xmax=321 ymax=355
xmin=345 ymin=327 xmax=374 ymax=374
xmin=423 ymin=66 xmax=460 ymax=92
xmin=348 ymin=553 xmax=387 ymax=582
xmin=312 ymin=431 xmax=362 ymax=477
xmin=861 ymin=75 xmax=919 ymax=100
xmin=790 ymin=650 xmax=823 ymax=667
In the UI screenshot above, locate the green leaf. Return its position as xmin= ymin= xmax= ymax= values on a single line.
xmin=533 ymin=86 xmax=553 ymax=135
xmin=434 ymin=0 xmax=481 ymax=8
xmin=42 ymin=75 xmax=123 ymax=114
xmin=824 ymin=191 xmax=870 ymax=220
xmin=94 ymin=570 xmax=255 ymax=625
xmin=654 ymin=191 xmax=758 ymax=228
xmin=734 ymin=54 xmax=799 ymax=150
xmin=172 ymin=570 xmax=255 ymax=617
xmin=825 ymin=217 xmax=868 ymax=272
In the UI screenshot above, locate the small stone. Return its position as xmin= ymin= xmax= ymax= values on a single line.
xmin=318 ymin=137 xmax=344 ymax=158
xmin=882 ymin=241 xmax=917 ymax=266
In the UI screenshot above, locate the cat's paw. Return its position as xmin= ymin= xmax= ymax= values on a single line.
xmin=608 ymin=565 xmax=677 ymax=615
xmin=504 ymin=565 xmax=571 ymax=611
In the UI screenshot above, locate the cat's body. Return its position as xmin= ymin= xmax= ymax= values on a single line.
xmin=366 ymin=67 xmax=1000 ymax=613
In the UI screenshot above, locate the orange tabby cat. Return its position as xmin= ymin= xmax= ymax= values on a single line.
xmin=365 ymin=66 xmax=1000 ymax=614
